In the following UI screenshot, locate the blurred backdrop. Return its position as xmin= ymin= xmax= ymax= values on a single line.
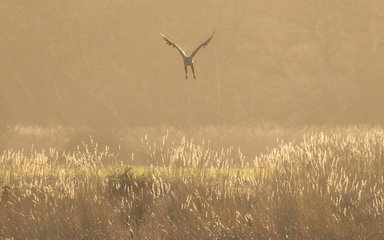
xmin=1 ymin=0 xmax=384 ymax=127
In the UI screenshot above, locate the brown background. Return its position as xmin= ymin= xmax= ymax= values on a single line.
xmin=1 ymin=0 xmax=384 ymax=126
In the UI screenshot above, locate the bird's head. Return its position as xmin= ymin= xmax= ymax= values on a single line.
xmin=185 ymin=57 xmax=193 ymax=65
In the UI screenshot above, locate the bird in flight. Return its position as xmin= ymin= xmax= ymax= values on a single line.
xmin=161 ymin=31 xmax=215 ymax=79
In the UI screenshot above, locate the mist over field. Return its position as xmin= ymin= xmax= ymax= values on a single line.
xmin=1 ymin=1 xmax=384 ymax=239
xmin=1 ymin=0 xmax=383 ymax=127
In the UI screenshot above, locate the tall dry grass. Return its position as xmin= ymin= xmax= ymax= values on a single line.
xmin=0 ymin=126 xmax=384 ymax=239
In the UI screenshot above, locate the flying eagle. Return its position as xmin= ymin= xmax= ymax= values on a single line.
xmin=161 ymin=31 xmax=215 ymax=79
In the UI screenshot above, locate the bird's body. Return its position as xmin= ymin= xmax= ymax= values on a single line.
xmin=161 ymin=31 xmax=215 ymax=79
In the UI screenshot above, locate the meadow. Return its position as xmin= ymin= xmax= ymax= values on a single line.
xmin=1 ymin=125 xmax=384 ymax=239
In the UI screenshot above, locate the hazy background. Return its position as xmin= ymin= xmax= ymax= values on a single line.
xmin=0 ymin=0 xmax=384 ymax=155
xmin=1 ymin=0 xmax=384 ymax=126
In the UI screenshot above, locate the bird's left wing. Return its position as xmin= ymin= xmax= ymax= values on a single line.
xmin=190 ymin=31 xmax=215 ymax=58
xmin=161 ymin=34 xmax=187 ymax=58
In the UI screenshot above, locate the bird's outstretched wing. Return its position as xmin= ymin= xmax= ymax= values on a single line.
xmin=161 ymin=34 xmax=186 ymax=58
xmin=190 ymin=31 xmax=215 ymax=58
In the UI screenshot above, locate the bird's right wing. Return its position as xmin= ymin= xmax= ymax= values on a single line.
xmin=161 ymin=34 xmax=187 ymax=58
xmin=190 ymin=30 xmax=215 ymax=58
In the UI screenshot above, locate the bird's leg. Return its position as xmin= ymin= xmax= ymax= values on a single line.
xmin=191 ymin=64 xmax=196 ymax=79
xmin=184 ymin=64 xmax=188 ymax=79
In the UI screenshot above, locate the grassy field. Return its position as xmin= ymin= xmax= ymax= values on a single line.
xmin=1 ymin=126 xmax=384 ymax=239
